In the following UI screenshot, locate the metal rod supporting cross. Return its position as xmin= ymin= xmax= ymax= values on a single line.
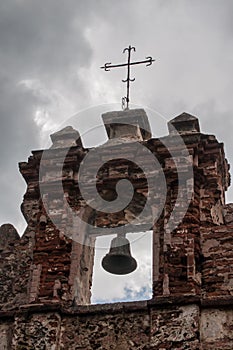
xmin=101 ymin=45 xmax=155 ymax=109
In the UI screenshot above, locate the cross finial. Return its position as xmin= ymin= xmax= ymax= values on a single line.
xmin=101 ymin=45 xmax=155 ymax=110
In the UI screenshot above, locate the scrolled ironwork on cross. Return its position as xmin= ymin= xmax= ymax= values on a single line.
xmin=101 ymin=45 xmax=155 ymax=110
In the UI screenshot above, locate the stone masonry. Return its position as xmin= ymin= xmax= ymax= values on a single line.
xmin=0 ymin=108 xmax=233 ymax=349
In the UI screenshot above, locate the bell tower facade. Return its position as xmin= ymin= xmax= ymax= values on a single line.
xmin=0 ymin=108 xmax=233 ymax=349
xmin=17 ymin=108 xmax=230 ymax=305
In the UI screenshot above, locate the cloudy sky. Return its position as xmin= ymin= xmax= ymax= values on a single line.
xmin=0 ymin=0 xmax=233 ymax=302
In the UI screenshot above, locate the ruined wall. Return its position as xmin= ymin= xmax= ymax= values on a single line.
xmin=201 ymin=204 xmax=233 ymax=300
xmin=1 ymin=301 xmax=233 ymax=349
xmin=0 ymin=109 xmax=233 ymax=349
xmin=19 ymin=130 xmax=95 ymax=306
xmin=0 ymin=224 xmax=34 ymax=310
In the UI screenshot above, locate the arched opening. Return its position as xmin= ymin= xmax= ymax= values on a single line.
xmin=91 ymin=230 xmax=153 ymax=304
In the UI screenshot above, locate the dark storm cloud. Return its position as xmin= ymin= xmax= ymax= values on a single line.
xmin=0 ymin=1 xmax=97 ymax=229
xmin=0 ymin=1 xmax=92 ymax=75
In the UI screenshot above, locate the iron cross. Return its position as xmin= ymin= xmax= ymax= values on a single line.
xmin=101 ymin=45 xmax=155 ymax=109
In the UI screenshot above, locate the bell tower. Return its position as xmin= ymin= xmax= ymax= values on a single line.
xmin=18 ymin=107 xmax=230 ymax=306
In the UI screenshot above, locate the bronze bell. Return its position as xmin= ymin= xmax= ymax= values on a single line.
xmin=102 ymin=234 xmax=137 ymax=275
